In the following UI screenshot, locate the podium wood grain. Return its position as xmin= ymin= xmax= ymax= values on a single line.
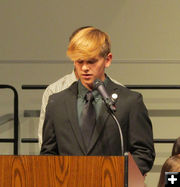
xmin=0 ymin=156 xmax=124 ymax=187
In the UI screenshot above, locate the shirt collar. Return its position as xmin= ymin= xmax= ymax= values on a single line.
xmin=77 ymin=75 xmax=109 ymax=101
xmin=78 ymin=80 xmax=88 ymax=99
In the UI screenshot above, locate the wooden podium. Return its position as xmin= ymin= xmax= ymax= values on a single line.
xmin=0 ymin=153 xmax=144 ymax=187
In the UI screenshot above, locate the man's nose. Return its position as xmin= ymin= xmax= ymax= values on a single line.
xmin=82 ymin=63 xmax=89 ymax=71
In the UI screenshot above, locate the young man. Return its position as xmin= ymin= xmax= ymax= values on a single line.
xmin=40 ymin=26 xmax=155 ymax=175
xmin=38 ymin=27 xmax=123 ymax=148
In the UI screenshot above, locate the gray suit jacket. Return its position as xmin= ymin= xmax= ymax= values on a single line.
xmin=40 ymin=78 xmax=155 ymax=175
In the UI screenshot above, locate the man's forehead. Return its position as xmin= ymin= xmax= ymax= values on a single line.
xmin=76 ymin=56 xmax=102 ymax=62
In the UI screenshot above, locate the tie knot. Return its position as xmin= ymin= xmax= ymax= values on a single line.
xmin=85 ymin=92 xmax=94 ymax=102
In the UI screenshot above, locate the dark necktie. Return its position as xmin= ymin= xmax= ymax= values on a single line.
xmin=80 ymin=91 xmax=96 ymax=149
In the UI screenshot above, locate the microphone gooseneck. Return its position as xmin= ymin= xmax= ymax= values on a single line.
xmin=110 ymin=112 xmax=124 ymax=155
xmin=93 ymin=79 xmax=124 ymax=155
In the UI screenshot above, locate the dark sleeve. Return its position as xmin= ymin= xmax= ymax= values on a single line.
xmin=128 ymin=93 xmax=155 ymax=175
xmin=40 ymin=96 xmax=58 ymax=155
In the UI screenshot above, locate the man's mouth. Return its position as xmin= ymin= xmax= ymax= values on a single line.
xmin=82 ymin=74 xmax=92 ymax=79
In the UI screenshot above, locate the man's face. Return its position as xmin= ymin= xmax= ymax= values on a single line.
xmin=74 ymin=53 xmax=112 ymax=90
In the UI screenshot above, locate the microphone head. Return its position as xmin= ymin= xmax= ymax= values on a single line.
xmin=93 ymin=79 xmax=103 ymax=89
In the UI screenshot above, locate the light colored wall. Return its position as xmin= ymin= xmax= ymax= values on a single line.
xmin=1 ymin=0 xmax=180 ymax=60
xmin=1 ymin=0 xmax=180 ymax=186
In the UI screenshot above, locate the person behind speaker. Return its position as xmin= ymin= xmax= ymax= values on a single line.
xmin=40 ymin=26 xmax=155 ymax=175
xmin=157 ymin=154 xmax=180 ymax=187
xmin=171 ymin=136 xmax=180 ymax=156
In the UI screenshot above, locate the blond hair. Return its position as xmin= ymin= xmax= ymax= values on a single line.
xmin=67 ymin=27 xmax=111 ymax=61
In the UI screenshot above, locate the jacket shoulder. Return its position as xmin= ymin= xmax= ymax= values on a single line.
xmin=110 ymin=79 xmax=141 ymax=97
xmin=48 ymin=81 xmax=78 ymax=105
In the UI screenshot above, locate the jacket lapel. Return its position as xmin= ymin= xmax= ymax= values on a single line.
xmin=87 ymin=103 xmax=110 ymax=153
xmin=65 ymin=82 xmax=87 ymax=155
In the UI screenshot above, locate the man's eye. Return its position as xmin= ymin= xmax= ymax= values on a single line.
xmin=77 ymin=60 xmax=83 ymax=64
xmin=87 ymin=60 xmax=97 ymax=64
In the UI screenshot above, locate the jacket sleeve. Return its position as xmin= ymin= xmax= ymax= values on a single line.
xmin=38 ymin=86 xmax=54 ymax=149
xmin=128 ymin=93 xmax=155 ymax=175
xmin=40 ymin=96 xmax=58 ymax=155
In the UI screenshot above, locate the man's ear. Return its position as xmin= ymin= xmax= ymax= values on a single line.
xmin=105 ymin=53 xmax=112 ymax=68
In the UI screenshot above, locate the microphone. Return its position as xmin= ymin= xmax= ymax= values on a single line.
xmin=93 ymin=79 xmax=124 ymax=155
xmin=93 ymin=79 xmax=116 ymax=112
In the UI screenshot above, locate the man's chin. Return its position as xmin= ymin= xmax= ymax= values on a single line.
xmin=81 ymin=79 xmax=94 ymax=89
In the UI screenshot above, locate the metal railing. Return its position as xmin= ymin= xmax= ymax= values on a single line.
xmin=21 ymin=84 xmax=180 ymax=144
xmin=0 ymin=85 xmax=19 ymax=155
xmin=22 ymin=84 xmax=180 ymax=90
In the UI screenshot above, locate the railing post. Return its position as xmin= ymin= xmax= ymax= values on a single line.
xmin=0 ymin=85 xmax=19 ymax=155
